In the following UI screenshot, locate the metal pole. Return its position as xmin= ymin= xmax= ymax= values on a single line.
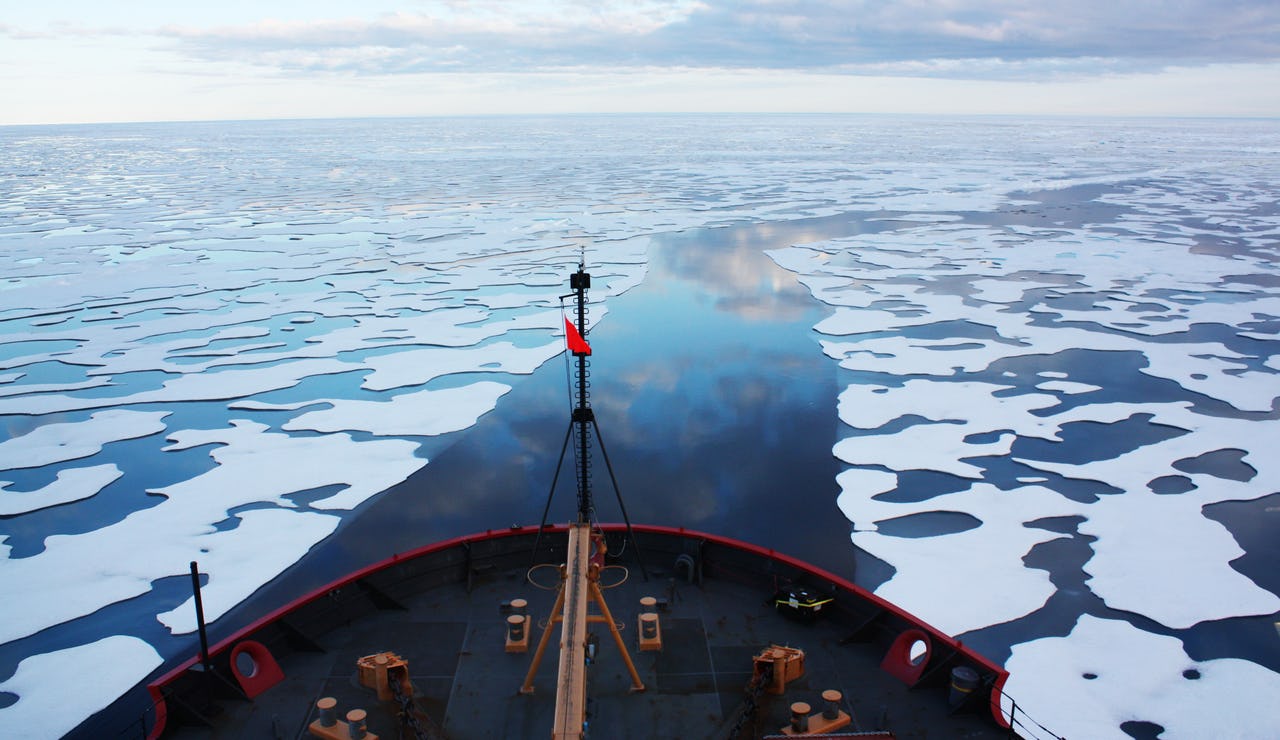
xmin=520 ymin=576 xmax=567 ymax=694
xmin=572 ymin=266 xmax=592 ymax=524
xmin=588 ymin=578 xmax=644 ymax=691
xmin=189 ymin=561 xmax=212 ymax=674
xmin=590 ymin=416 xmax=648 ymax=581
xmin=533 ymin=420 xmax=576 ymax=565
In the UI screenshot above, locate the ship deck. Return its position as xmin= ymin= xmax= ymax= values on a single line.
xmin=128 ymin=526 xmax=1014 ymax=739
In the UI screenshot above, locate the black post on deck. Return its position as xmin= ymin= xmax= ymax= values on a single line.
xmin=189 ymin=560 xmax=212 ymax=674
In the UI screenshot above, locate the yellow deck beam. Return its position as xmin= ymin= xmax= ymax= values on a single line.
xmin=523 ymin=524 xmax=645 ymax=738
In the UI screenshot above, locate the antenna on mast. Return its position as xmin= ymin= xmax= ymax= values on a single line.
xmin=568 ymin=262 xmax=592 ymax=523
xmin=521 ymin=262 xmax=650 ymax=732
xmin=533 ymin=263 xmax=646 ymax=576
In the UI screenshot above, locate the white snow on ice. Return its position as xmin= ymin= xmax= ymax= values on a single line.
xmin=0 ymin=636 xmax=163 ymax=740
xmin=1003 ymin=615 xmax=1280 ymax=739
xmin=154 ymin=507 xmax=343 ymax=634
xmin=0 ymin=410 xmax=168 ymax=470
xmin=0 ymin=417 xmax=434 ymax=645
xmin=282 ymin=380 xmax=513 ymax=437
xmin=851 ymin=484 xmax=1083 ymax=636
xmin=0 ymin=464 xmax=122 ymax=516
xmin=1035 ymin=379 xmax=1101 ymax=395
xmin=359 ymin=340 xmax=564 ymax=392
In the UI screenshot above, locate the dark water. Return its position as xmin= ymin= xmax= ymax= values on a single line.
xmin=208 ymin=215 xmax=879 ymax=643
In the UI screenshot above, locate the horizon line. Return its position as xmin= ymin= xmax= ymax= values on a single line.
xmin=6 ymin=110 xmax=1279 ymax=129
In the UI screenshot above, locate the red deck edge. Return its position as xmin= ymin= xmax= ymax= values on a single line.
xmin=145 ymin=523 xmax=1011 ymax=738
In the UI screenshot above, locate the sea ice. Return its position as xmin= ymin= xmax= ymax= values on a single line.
xmin=968 ymin=277 xmax=1062 ymax=304
xmin=1016 ymin=406 xmax=1280 ymax=628
xmin=837 ymin=380 xmax=1060 ymax=439
xmin=0 ymin=464 xmax=122 ymax=516
xmin=821 ymin=335 xmax=1016 ymax=376
xmin=1034 ymin=379 xmax=1101 ymax=395
xmin=0 ymin=410 xmax=168 ymax=470
xmin=66 ymin=323 xmax=277 ymax=377
xmin=846 ymin=484 xmax=1083 ymax=635
xmin=1003 ymin=615 xmax=1280 ymax=739
xmin=0 ymin=636 xmax=163 ymax=739
xmin=834 ymin=468 xmax=898 ymax=530
xmin=158 ymin=420 xmax=428 ymax=511
xmin=1079 ymin=488 xmax=1280 ymax=628
xmin=282 ymin=381 xmax=514 ymax=438
xmin=156 ymin=507 xmax=340 ymax=634
xmin=359 ymin=340 xmax=563 ymax=391
xmin=0 ymin=378 xmax=113 ymax=397
xmin=833 ymin=421 xmax=1014 ymax=479
xmin=0 ymin=421 xmax=423 ymax=644
xmin=0 ymin=359 xmax=361 ymax=416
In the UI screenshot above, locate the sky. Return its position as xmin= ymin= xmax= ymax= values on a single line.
xmin=1 ymin=0 xmax=1278 ymax=125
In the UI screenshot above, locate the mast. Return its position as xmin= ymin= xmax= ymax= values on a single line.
xmin=532 ymin=260 xmax=645 ymax=565
xmin=523 ymin=263 xmax=651 ymax=738
xmin=569 ymin=265 xmax=593 ymax=524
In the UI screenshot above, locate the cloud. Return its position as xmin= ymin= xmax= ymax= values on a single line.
xmin=1 ymin=19 xmax=139 ymax=41
xmin=11 ymin=1 xmax=1280 ymax=81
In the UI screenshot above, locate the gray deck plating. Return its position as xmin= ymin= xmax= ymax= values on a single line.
xmin=167 ymin=561 xmax=1005 ymax=739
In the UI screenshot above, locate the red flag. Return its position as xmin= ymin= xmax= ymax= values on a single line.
xmin=564 ymin=317 xmax=592 ymax=355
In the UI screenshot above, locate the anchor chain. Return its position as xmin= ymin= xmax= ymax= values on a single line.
xmin=725 ymin=662 xmax=773 ymax=740
xmin=388 ymin=668 xmax=440 ymax=740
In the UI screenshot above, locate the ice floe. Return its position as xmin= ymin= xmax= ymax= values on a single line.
xmin=1003 ymin=615 xmax=1280 ymax=739
xmin=358 ymin=340 xmax=564 ymax=392
xmin=0 ymin=358 xmax=362 ymax=416
xmin=0 ymin=464 xmax=122 ymax=516
xmin=834 ymin=421 xmax=1015 ymax=479
xmin=1014 ymin=406 xmax=1280 ymax=629
xmin=0 ymin=636 xmax=163 ymax=740
xmin=0 ymin=410 xmax=168 ymax=470
xmin=1078 ymin=488 xmax=1280 ymax=629
xmin=0 ymin=420 xmax=421 ymax=645
xmin=849 ymin=484 xmax=1082 ymax=636
xmin=157 ymin=420 xmax=427 ymax=511
xmin=1034 ymin=379 xmax=1101 ymax=395
xmin=155 ymin=507 xmax=341 ymax=634
xmin=837 ymin=380 xmax=1061 ymax=437
xmin=282 ymin=381 xmax=514 ymax=437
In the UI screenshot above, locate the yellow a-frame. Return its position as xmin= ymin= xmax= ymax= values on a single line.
xmin=520 ymin=523 xmax=644 ymax=739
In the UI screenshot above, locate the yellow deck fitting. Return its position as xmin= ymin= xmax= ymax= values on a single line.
xmin=307 ymin=698 xmax=381 ymax=740
xmin=784 ymin=701 xmax=811 ymax=734
xmin=638 ymin=596 xmax=662 ymax=652
xmin=356 ymin=652 xmax=409 ymax=702
xmin=506 ymin=613 xmax=531 ymax=653
xmin=753 ymin=644 xmax=805 ymax=695
xmin=638 ymin=613 xmax=662 ymax=652
xmin=781 ymin=689 xmax=851 ymax=735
